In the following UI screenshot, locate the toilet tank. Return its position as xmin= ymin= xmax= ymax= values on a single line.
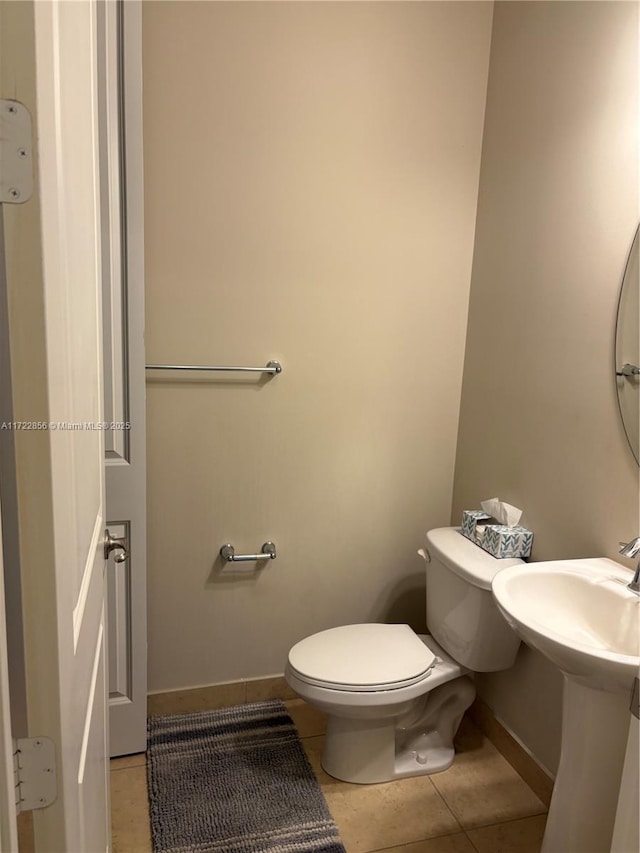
xmin=425 ymin=527 xmax=522 ymax=672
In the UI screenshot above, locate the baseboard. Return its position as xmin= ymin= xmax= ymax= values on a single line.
xmin=468 ymin=696 xmax=554 ymax=807
xmin=147 ymin=674 xmax=296 ymax=717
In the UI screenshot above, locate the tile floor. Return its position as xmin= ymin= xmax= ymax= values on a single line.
xmin=111 ymin=699 xmax=548 ymax=853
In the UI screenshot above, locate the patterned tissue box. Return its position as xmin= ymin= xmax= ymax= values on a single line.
xmin=481 ymin=525 xmax=533 ymax=559
xmin=460 ymin=510 xmax=533 ymax=559
xmin=461 ymin=510 xmax=492 ymax=541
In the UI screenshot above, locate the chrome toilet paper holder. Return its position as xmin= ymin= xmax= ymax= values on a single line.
xmin=220 ymin=542 xmax=277 ymax=563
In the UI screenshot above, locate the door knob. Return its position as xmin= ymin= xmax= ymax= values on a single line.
xmin=104 ymin=528 xmax=129 ymax=563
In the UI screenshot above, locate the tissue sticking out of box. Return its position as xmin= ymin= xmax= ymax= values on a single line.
xmin=480 ymin=497 xmax=523 ymax=528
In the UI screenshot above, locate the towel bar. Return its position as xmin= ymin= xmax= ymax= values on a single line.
xmin=145 ymin=360 xmax=282 ymax=375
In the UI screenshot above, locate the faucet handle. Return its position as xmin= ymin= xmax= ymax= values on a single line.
xmin=619 ymin=538 xmax=640 ymax=558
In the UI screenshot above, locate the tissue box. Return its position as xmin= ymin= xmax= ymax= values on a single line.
xmin=461 ymin=510 xmax=493 ymax=541
xmin=461 ymin=510 xmax=533 ymax=559
xmin=481 ymin=525 xmax=533 ymax=559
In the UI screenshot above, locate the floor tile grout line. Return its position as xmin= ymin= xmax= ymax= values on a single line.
xmin=463 ymin=829 xmax=484 ymax=853
xmin=109 ymin=764 xmax=147 ymax=773
xmin=425 ymin=775 xmax=474 ymax=834
xmin=440 ymin=804 xmax=548 ymax=836
xmin=428 ymin=761 xmax=547 ymax=831
xmin=362 ymin=828 xmax=471 ymax=853
xmin=462 ymin=807 xmax=548 ymax=832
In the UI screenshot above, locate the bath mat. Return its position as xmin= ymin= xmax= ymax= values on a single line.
xmin=147 ymin=699 xmax=346 ymax=853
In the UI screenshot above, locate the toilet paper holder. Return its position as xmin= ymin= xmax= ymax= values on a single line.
xmin=220 ymin=542 xmax=277 ymax=563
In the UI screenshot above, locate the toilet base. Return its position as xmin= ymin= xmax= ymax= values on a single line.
xmin=321 ymin=675 xmax=476 ymax=784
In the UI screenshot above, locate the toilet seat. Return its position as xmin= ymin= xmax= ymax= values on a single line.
xmin=287 ymin=623 xmax=436 ymax=692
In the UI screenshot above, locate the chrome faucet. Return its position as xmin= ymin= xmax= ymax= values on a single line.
xmin=618 ymin=539 xmax=640 ymax=594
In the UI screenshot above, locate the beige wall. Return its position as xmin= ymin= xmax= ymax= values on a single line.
xmin=452 ymin=1 xmax=639 ymax=775
xmin=143 ymin=1 xmax=493 ymax=691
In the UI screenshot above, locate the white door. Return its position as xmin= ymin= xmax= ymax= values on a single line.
xmin=1 ymin=0 xmax=111 ymax=848
xmin=98 ymin=0 xmax=147 ymax=759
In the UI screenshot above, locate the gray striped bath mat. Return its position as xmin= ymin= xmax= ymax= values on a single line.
xmin=147 ymin=699 xmax=346 ymax=853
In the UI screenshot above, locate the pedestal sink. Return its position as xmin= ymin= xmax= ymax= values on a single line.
xmin=491 ymin=558 xmax=639 ymax=853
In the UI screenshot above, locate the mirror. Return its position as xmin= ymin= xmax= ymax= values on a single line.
xmin=615 ymin=225 xmax=639 ymax=465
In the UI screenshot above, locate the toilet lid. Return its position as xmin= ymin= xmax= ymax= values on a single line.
xmin=288 ymin=624 xmax=436 ymax=692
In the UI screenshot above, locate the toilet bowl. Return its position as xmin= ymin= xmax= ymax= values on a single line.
xmin=285 ymin=527 xmax=523 ymax=784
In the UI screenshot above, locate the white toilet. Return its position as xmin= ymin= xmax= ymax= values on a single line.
xmin=285 ymin=527 xmax=522 ymax=784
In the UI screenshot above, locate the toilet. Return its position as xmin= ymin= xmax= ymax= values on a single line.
xmin=285 ymin=527 xmax=522 ymax=783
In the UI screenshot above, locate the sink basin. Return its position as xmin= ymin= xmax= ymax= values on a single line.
xmin=491 ymin=557 xmax=639 ymax=692
xmin=492 ymin=557 xmax=640 ymax=853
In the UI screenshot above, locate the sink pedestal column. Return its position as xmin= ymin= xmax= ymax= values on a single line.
xmin=542 ymin=677 xmax=630 ymax=853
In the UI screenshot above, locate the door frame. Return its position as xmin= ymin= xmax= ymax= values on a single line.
xmin=102 ymin=0 xmax=147 ymax=758
xmin=0 ymin=466 xmax=17 ymax=853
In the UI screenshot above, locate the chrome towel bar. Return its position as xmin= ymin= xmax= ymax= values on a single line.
xmin=145 ymin=360 xmax=282 ymax=375
xmin=220 ymin=542 xmax=277 ymax=563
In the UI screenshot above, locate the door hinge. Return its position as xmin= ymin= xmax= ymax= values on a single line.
xmin=13 ymin=737 xmax=57 ymax=814
xmin=0 ymin=99 xmax=34 ymax=204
